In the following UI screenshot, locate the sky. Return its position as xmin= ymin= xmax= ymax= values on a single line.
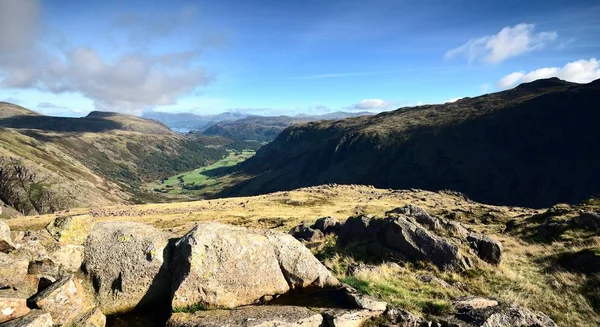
xmin=0 ymin=0 xmax=599 ymax=117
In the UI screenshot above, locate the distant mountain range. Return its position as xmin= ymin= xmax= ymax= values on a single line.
xmin=144 ymin=110 xmax=373 ymax=141
xmin=219 ymin=78 xmax=600 ymax=207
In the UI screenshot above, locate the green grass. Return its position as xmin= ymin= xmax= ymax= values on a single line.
xmin=150 ymin=150 xmax=255 ymax=196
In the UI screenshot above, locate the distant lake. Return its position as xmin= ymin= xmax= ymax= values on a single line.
xmin=170 ymin=127 xmax=191 ymax=134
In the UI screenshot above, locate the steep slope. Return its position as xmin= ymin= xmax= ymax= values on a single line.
xmin=203 ymin=111 xmax=373 ymax=141
xmin=0 ymin=102 xmax=41 ymax=118
xmin=0 ymin=105 xmax=228 ymax=214
xmin=220 ymin=78 xmax=600 ymax=207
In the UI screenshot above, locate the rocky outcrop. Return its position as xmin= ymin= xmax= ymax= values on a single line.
xmin=313 ymin=217 xmax=342 ymax=234
xmin=46 ymin=215 xmax=94 ymax=245
xmin=343 ymin=285 xmax=387 ymax=311
xmin=27 ymin=275 xmax=95 ymax=326
xmin=322 ymin=309 xmax=381 ymax=327
xmin=82 ymin=221 xmax=172 ymax=314
xmin=337 ymin=214 xmax=471 ymax=271
xmin=574 ymin=211 xmax=600 ymax=229
xmin=383 ymin=307 xmax=421 ymax=327
xmin=467 ymin=233 xmax=502 ymax=265
xmin=0 ymin=298 xmax=30 ymax=323
xmin=167 ymin=305 xmax=324 ymax=327
xmin=387 ymin=205 xmax=469 ymax=239
xmin=0 ymin=220 xmax=15 ymax=253
xmin=171 ymin=222 xmax=339 ymax=310
xmin=289 ymin=223 xmax=324 ymax=242
xmin=0 ymin=311 xmax=53 ymax=327
xmin=456 ymin=304 xmax=557 ymax=327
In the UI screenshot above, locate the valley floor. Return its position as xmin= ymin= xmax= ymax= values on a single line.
xmin=6 ymin=184 xmax=600 ymax=326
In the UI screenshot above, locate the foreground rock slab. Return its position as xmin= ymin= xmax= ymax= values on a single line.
xmin=167 ymin=306 xmax=324 ymax=327
xmin=83 ymin=221 xmax=172 ymax=314
xmin=27 ymin=275 xmax=94 ymax=326
xmin=0 ymin=310 xmax=53 ymax=327
xmin=172 ymin=222 xmax=339 ymax=310
xmin=0 ymin=298 xmax=30 ymax=323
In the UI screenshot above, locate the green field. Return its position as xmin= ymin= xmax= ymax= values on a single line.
xmin=149 ymin=150 xmax=254 ymax=197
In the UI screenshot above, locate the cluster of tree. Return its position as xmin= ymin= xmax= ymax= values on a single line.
xmin=0 ymin=157 xmax=69 ymax=215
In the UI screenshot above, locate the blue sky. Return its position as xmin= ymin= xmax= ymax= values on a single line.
xmin=0 ymin=0 xmax=599 ymax=116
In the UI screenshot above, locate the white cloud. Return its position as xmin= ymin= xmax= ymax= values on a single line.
xmin=496 ymin=58 xmax=600 ymax=89
xmin=0 ymin=0 xmax=211 ymax=115
xmin=350 ymin=99 xmax=392 ymax=110
xmin=445 ymin=23 xmax=557 ymax=64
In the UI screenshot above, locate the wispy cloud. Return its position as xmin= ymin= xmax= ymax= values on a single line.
xmin=445 ymin=23 xmax=557 ymax=64
xmin=496 ymin=58 xmax=600 ymax=89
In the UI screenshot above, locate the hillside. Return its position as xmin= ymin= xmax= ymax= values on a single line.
xmin=6 ymin=185 xmax=600 ymax=326
xmin=142 ymin=110 xmax=248 ymax=132
xmin=219 ymin=78 xmax=600 ymax=207
xmin=203 ymin=112 xmax=373 ymax=141
xmin=0 ymin=104 xmax=230 ymax=215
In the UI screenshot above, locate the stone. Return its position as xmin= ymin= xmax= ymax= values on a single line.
xmin=417 ymin=275 xmax=451 ymax=288
xmin=336 ymin=216 xmax=373 ymax=247
xmin=313 ymin=216 xmax=341 ymax=234
xmin=171 ymin=222 xmax=339 ymax=310
xmin=166 ymin=305 xmax=324 ymax=327
xmin=575 ymin=211 xmax=600 ymax=229
xmin=323 ymin=309 xmax=382 ymax=327
xmin=0 ymin=311 xmax=53 ymax=327
xmin=556 ymin=249 xmax=600 ymax=275
xmin=73 ymin=308 xmax=106 ymax=327
xmin=45 ymin=215 xmax=94 ymax=245
xmin=343 ymin=285 xmax=387 ymax=311
xmin=82 ymin=221 xmax=172 ymax=315
xmin=454 ymin=296 xmax=498 ymax=310
xmin=289 ymin=224 xmax=324 ymax=242
xmin=384 ymin=307 xmax=421 ymax=327
xmin=47 ymin=244 xmax=84 ymax=273
xmin=0 ymin=220 xmax=15 ymax=253
xmin=480 ymin=305 xmax=557 ymax=327
xmin=0 ymin=298 xmax=30 ymax=323
xmin=467 ymin=233 xmax=502 ymax=265
xmin=0 ymin=253 xmax=30 ymax=292
xmin=27 ymin=259 xmax=59 ymax=277
xmin=27 ymin=275 xmax=94 ymax=326
xmin=11 ymin=241 xmax=49 ymax=262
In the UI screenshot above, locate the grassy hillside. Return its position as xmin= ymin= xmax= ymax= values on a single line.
xmin=7 ymin=184 xmax=600 ymax=326
xmin=220 ymin=78 xmax=600 ymax=207
xmin=0 ymin=104 xmax=230 ymax=214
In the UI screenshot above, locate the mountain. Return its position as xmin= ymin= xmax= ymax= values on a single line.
xmin=142 ymin=110 xmax=248 ymax=131
xmin=0 ymin=104 xmax=228 ymax=215
xmin=219 ymin=78 xmax=600 ymax=207
xmin=203 ymin=111 xmax=373 ymax=141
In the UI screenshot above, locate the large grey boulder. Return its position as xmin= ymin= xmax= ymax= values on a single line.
xmin=167 ymin=306 xmax=324 ymax=327
xmin=171 ymin=222 xmax=339 ymax=310
xmin=0 ymin=220 xmax=15 ymax=253
xmin=289 ymin=223 xmax=324 ymax=242
xmin=82 ymin=221 xmax=172 ymax=315
xmin=456 ymin=304 xmax=557 ymax=327
xmin=313 ymin=216 xmax=342 ymax=234
xmin=467 ymin=233 xmax=502 ymax=265
xmin=336 ymin=216 xmax=374 ymax=247
xmin=0 ymin=310 xmax=53 ymax=327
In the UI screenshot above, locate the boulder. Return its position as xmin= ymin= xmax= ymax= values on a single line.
xmin=313 ymin=216 xmax=342 ymax=234
xmin=384 ymin=307 xmax=421 ymax=327
xmin=575 ymin=211 xmax=600 ymax=229
xmin=323 ymin=309 xmax=382 ymax=327
xmin=289 ymin=223 xmax=324 ymax=242
xmin=167 ymin=306 xmax=324 ymax=327
xmin=343 ymin=285 xmax=387 ymax=311
xmin=0 ymin=298 xmax=30 ymax=323
xmin=73 ymin=308 xmax=106 ymax=327
xmin=0 ymin=220 xmax=15 ymax=253
xmin=456 ymin=304 xmax=557 ymax=327
xmin=27 ymin=259 xmax=59 ymax=278
xmin=556 ymin=249 xmax=600 ymax=275
xmin=47 ymin=244 xmax=84 ymax=273
xmin=384 ymin=217 xmax=470 ymax=271
xmin=336 ymin=216 xmax=373 ymax=247
xmin=0 ymin=311 xmax=53 ymax=327
xmin=0 ymin=253 xmax=30 ymax=293
xmin=417 ymin=275 xmax=451 ymax=288
xmin=171 ymin=222 xmax=339 ymax=310
xmin=46 ymin=215 xmax=94 ymax=245
xmin=11 ymin=241 xmax=49 ymax=262
xmin=467 ymin=233 xmax=502 ymax=265
xmin=27 ymin=275 xmax=94 ymax=326
xmin=82 ymin=221 xmax=172 ymax=315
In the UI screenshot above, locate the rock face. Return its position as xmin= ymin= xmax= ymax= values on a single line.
xmin=171 ymin=222 xmax=339 ymax=310
xmin=289 ymin=223 xmax=324 ymax=242
xmin=46 ymin=215 xmax=94 ymax=245
xmin=27 ymin=275 xmax=95 ymax=326
xmin=313 ymin=217 xmax=342 ymax=234
xmin=0 ymin=220 xmax=15 ymax=253
xmin=167 ymin=305 xmax=324 ymax=327
xmin=337 ymin=214 xmax=471 ymax=271
xmin=0 ymin=298 xmax=30 ymax=323
xmin=82 ymin=221 xmax=172 ymax=314
xmin=467 ymin=233 xmax=502 ymax=265
xmin=0 ymin=311 xmax=53 ymax=327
